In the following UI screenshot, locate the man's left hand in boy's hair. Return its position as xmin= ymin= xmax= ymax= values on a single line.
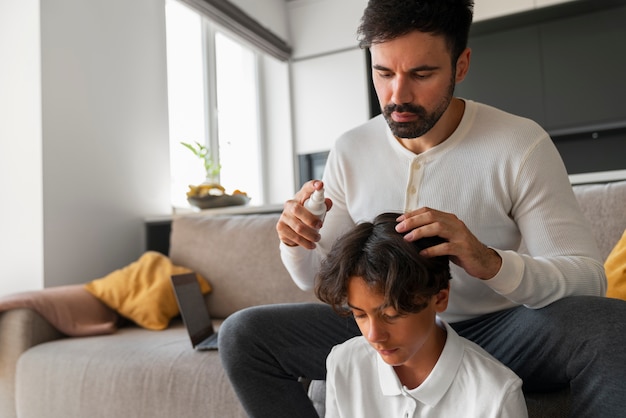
xmin=395 ymin=207 xmax=502 ymax=280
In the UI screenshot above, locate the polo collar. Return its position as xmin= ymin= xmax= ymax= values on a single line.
xmin=377 ymin=319 xmax=464 ymax=407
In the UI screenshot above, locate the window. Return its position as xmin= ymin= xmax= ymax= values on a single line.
xmin=165 ymin=0 xmax=263 ymax=208
xmin=214 ymin=32 xmax=262 ymax=202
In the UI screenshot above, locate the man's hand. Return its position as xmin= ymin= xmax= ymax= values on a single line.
xmin=395 ymin=207 xmax=502 ymax=280
xmin=276 ymin=180 xmax=332 ymax=249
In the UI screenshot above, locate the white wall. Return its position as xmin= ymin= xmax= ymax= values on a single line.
xmin=287 ymin=0 xmax=367 ymax=59
xmin=41 ymin=0 xmax=172 ymax=287
xmin=287 ymin=0 xmax=370 ymax=157
xmin=0 ymin=0 xmax=172 ymax=295
xmin=0 ymin=0 xmax=44 ymax=294
xmin=290 ymin=49 xmax=369 ymax=155
xmin=229 ymin=0 xmax=290 ymax=42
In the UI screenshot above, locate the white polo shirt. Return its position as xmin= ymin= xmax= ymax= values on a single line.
xmin=325 ymin=320 xmax=528 ymax=418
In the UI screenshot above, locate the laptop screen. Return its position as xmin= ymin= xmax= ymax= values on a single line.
xmin=171 ymin=273 xmax=214 ymax=347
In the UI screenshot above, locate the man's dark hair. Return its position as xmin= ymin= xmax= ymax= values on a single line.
xmin=357 ymin=0 xmax=474 ymax=63
xmin=315 ymin=212 xmax=451 ymax=316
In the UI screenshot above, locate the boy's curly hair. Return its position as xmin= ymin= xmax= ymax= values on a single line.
xmin=315 ymin=212 xmax=451 ymax=316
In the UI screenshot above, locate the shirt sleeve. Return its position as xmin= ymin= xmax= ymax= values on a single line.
xmin=484 ymin=136 xmax=606 ymax=307
xmin=279 ymin=147 xmax=355 ymax=290
xmin=279 ymin=242 xmax=321 ymax=291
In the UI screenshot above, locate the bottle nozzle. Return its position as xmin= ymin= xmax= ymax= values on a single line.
xmin=310 ymin=189 xmax=324 ymax=203
xmin=304 ymin=188 xmax=327 ymax=222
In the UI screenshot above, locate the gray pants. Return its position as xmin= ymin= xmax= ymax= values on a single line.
xmin=218 ymin=296 xmax=626 ymax=418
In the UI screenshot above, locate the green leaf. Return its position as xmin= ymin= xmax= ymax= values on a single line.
xmin=180 ymin=140 xmax=221 ymax=179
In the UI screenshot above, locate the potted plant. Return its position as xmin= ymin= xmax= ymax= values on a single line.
xmin=180 ymin=141 xmax=249 ymax=209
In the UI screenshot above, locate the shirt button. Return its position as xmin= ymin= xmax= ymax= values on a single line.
xmin=409 ymin=186 xmax=417 ymax=195
xmin=413 ymin=161 xmax=420 ymax=171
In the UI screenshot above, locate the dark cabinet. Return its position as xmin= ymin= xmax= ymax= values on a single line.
xmin=453 ymin=1 xmax=626 ymax=174
xmin=540 ymin=6 xmax=626 ymax=131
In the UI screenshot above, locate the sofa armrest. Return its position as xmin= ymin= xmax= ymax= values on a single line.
xmin=0 ymin=309 xmax=64 ymax=418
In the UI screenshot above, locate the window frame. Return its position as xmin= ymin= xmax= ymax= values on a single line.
xmin=166 ymin=0 xmax=269 ymax=206
xmin=205 ymin=20 xmax=266 ymax=203
xmin=166 ymin=0 xmax=295 ymax=208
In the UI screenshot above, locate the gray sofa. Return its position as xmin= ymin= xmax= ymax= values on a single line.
xmin=1 ymin=180 xmax=625 ymax=418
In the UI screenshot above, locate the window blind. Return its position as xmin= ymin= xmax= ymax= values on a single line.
xmin=178 ymin=0 xmax=292 ymax=61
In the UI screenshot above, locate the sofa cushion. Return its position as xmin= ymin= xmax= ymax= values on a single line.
xmin=572 ymin=180 xmax=626 ymax=260
xmin=0 ymin=285 xmax=118 ymax=337
xmin=84 ymin=251 xmax=211 ymax=330
xmin=169 ymin=213 xmax=318 ymax=319
xmin=605 ymin=228 xmax=626 ymax=300
xmin=15 ymin=322 xmax=246 ymax=418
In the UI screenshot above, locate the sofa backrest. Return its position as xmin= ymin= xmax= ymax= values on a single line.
xmin=169 ymin=180 xmax=625 ymax=319
xmin=572 ymin=180 xmax=626 ymax=260
xmin=169 ymin=213 xmax=318 ymax=319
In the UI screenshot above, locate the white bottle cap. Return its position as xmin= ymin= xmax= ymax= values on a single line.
xmin=305 ymin=188 xmax=326 ymax=221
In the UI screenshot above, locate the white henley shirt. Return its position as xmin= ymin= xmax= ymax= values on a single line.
xmin=281 ymin=100 xmax=606 ymax=322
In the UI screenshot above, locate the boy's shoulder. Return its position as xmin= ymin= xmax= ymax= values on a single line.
xmin=451 ymin=328 xmax=522 ymax=385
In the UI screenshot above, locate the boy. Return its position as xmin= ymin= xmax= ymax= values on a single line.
xmin=316 ymin=213 xmax=528 ymax=418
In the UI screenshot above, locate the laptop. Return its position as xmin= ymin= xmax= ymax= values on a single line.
xmin=171 ymin=273 xmax=219 ymax=351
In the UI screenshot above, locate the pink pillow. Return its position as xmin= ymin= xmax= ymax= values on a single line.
xmin=0 ymin=285 xmax=119 ymax=337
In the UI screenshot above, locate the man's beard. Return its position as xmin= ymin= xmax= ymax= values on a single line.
xmin=382 ymin=78 xmax=455 ymax=139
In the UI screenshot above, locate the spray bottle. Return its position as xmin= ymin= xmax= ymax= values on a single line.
xmin=304 ymin=188 xmax=327 ymax=224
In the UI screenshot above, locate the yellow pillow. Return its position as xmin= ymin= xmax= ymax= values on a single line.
xmin=605 ymin=229 xmax=626 ymax=300
xmin=84 ymin=251 xmax=211 ymax=330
